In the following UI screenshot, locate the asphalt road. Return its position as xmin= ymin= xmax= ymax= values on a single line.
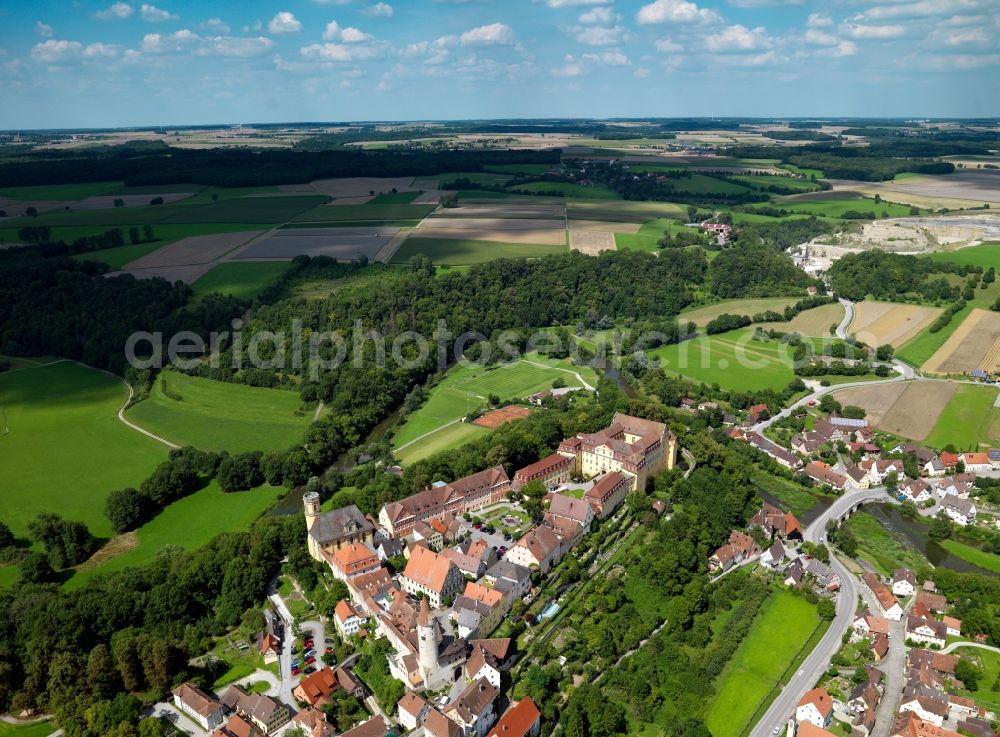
xmin=747 ymin=487 xmax=890 ymax=737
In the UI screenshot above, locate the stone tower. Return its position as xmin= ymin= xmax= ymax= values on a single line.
xmin=417 ymin=597 xmax=438 ymax=675
xmin=303 ymin=491 xmax=321 ymax=532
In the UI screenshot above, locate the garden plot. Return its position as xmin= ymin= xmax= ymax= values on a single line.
xmin=309 ymin=177 xmax=416 ymax=198
xmin=847 ymin=301 xmax=942 ymax=348
xmin=416 ymin=217 xmax=566 ymax=245
xmin=232 ymin=227 xmax=398 ymax=261
xmin=923 ymin=308 xmax=1000 ymax=374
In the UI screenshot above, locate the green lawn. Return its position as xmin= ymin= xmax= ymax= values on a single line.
xmin=648 ymin=328 xmax=817 ymax=393
xmin=951 ymin=646 xmax=1000 ymax=713
xmin=507 ymin=181 xmax=619 ymax=199
xmin=730 ymin=175 xmax=822 ymax=193
xmin=774 ymin=195 xmax=913 ymax=219
xmin=923 ymin=384 xmax=1000 ymax=451
xmin=67 ymin=480 xmax=281 ymax=588
xmin=926 ymin=242 xmax=1000 ymax=269
xmin=706 ymin=590 xmax=822 ymax=737
xmin=0 ymin=566 xmax=18 ymax=589
xmin=939 ymin=539 xmax=1000 ymax=574
xmin=126 ymin=372 xmax=313 ymax=453
xmin=192 ymin=262 xmax=293 ymax=300
xmin=0 ymin=181 xmax=122 ymax=200
xmin=391 ymin=237 xmax=566 ymax=266
xmin=0 ymin=720 xmax=56 ymax=737
xmin=0 ymin=361 xmax=168 ymax=540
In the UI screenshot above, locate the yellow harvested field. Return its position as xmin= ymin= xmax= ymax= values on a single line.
xmin=924 ymin=308 xmax=1000 ymax=374
xmin=834 ymin=381 xmax=956 ymax=441
xmin=759 ymin=302 xmax=845 ymax=337
xmin=567 ymin=219 xmax=641 ymax=233
xmin=569 ymin=229 xmax=615 ymax=255
xmin=680 ymin=297 xmax=801 ymax=328
xmin=848 ymin=301 xmax=942 ymax=348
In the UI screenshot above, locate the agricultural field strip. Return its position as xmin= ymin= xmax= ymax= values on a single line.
xmin=924 ymin=308 xmax=1000 ymax=374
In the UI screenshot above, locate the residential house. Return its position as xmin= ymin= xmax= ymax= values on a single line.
xmin=334 ymin=666 xmax=364 ymax=700
xmin=941 ymin=497 xmax=976 ymax=526
xmin=750 ymin=502 xmax=803 ymax=541
xmin=796 ymin=724 xmax=838 ymax=737
xmin=481 ymin=560 xmax=532 ymax=601
xmin=872 ymin=633 xmax=889 ymax=661
xmin=339 ymin=716 xmax=394 ymax=737
xmin=847 ymin=680 xmax=881 ymax=717
xmin=942 ymin=616 xmax=961 ymax=637
xmin=398 ymin=692 xmax=430 ymax=732
xmin=293 ymin=668 xmax=339 ymax=709
xmin=465 ymin=638 xmax=514 ymax=689
xmin=546 ymin=492 xmax=594 ymax=537
xmin=784 ymin=559 xmax=804 ymax=587
xmin=444 ymin=677 xmax=498 ymax=737
xmin=961 ymin=452 xmax=992 ymax=473
xmin=901 ymin=479 xmax=933 ymax=505
xmin=792 ymin=431 xmax=828 ymax=455
xmin=452 ymin=582 xmax=505 ymax=638
xmin=845 ymin=463 xmax=870 ymax=489
xmin=335 ymin=600 xmax=365 ymax=639
xmin=852 ymin=610 xmax=890 ymax=642
xmin=747 ymin=403 xmax=769 ymax=424
xmin=956 ymin=718 xmax=993 ymax=737
xmin=893 ymin=568 xmax=917 ymax=597
xmin=290 ymin=707 xmax=335 ymax=737
xmin=506 ymin=525 xmax=563 ymax=574
xmin=375 ymin=537 xmax=404 ymax=562
xmin=940 ymin=452 xmax=959 ymax=470
xmin=935 ymin=477 xmax=972 ymax=499
xmin=220 ymin=686 xmax=290 ymax=735
xmin=442 ymin=546 xmax=489 ymax=580
xmin=891 ymin=713 xmax=962 ymax=737
xmin=485 ymin=697 xmax=541 ymax=737
xmin=585 ymin=471 xmax=630 ymax=519
xmin=425 ymin=708 xmax=462 ymax=737
xmin=304 ymin=499 xmax=374 ymax=562
xmin=796 ymin=687 xmax=834 ymax=728
xmin=746 ymin=432 xmax=802 ymax=470
xmin=400 ymin=545 xmax=465 ymax=608
xmin=760 ymin=541 xmax=786 ymax=569
xmin=864 ymin=459 xmax=906 ymax=485
xmin=906 ymin=615 xmax=947 ymax=649
xmin=709 ymin=530 xmax=758 ymax=574
xmin=924 ymin=458 xmax=946 ymax=477
xmin=379 ymin=468 xmax=511 ymax=537
xmin=899 ymin=686 xmax=949 ymax=727
xmin=805 ymin=558 xmax=840 ymax=592
xmin=914 ymin=591 xmax=947 ymax=615
xmin=256 ymin=632 xmax=280 ymax=666
xmin=411 ymin=521 xmax=444 ymax=552
xmin=861 ymin=573 xmax=903 ymax=620
xmin=513 ymin=454 xmax=573 ymax=492
xmin=329 ymin=543 xmax=382 ymax=581
xmin=210 ymin=715 xmax=263 ymax=737
xmin=172 ymin=682 xmax=226 ymax=732
xmin=804 ymin=460 xmax=847 ymax=490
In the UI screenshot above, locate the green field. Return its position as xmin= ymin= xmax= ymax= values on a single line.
xmin=0 ymin=720 xmax=56 ymax=737
xmin=923 ymin=384 xmax=1000 ymax=451
xmin=391 ymin=237 xmax=566 ymax=266
xmin=0 ymin=181 xmax=122 ymax=200
xmin=648 ymin=328 xmax=820 ymax=393
xmin=392 ymin=356 xmax=594 ymax=463
xmin=773 ymin=194 xmax=913 ymax=219
xmin=951 ymin=647 xmax=1000 ymax=713
xmin=192 ymin=262 xmax=293 ymax=300
xmin=939 ymin=539 xmax=1000 ymax=574
xmin=926 ymin=242 xmax=1000 ymax=269
xmin=126 ymin=372 xmax=313 ymax=453
xmin=706 ymin=590 xmax=823 ymax=737
xmin=680 ymin=298 xmax=802 ymax=327
xmin=0 ymin=361 xmax=168 ymax=540
xmin=484 ymin=164 xmax=556 ymax=175
xmin=896 ymin=303 xmax=974 ymax=367
xmin=566 ymin=199 xmax=684 ymax=223
xmin=730 ymin=175 xmax=822 ymax=193
xmin=293 ymin=202 xmax=436 ymax=223
xmin=507 ymin=181 xmax=619 ymax=199
xmin=414 ymin=171 xmax=513 ymax=189
xmin=67 ymin=480 xmax=281 ymax=589
xmin=614 ymin=218 xmax=699 ymax=252
xmin=161 ymin=195 xmax=327 ymax=224
xmin=368 ymin=191 xmax=423 ymax=204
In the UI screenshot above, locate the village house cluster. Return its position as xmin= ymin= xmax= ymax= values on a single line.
xmin=293 ymin=413 xmax=676 ymax=737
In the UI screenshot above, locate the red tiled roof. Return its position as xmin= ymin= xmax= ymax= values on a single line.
xmin=486 ymin=697 xmax=541 ymax=737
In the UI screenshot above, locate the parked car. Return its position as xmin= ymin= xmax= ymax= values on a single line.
xmin=291 ymin=667 xmax=301 ymax=676
xmin=305 ymin=656 xmax=315 ymax=665
xmin=304 ymin=649 xmax=316 ymax=657
xmin=304 ymin=666 xmax=316 ymax=674
xmin=473 ymin=522 xmax=483 ymax=529
xmin=324 ymin=637 xmax=334 ymax=645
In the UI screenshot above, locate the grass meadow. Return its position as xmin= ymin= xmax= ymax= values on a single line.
xmin=191 ymin=261 xmax=293 ymax=300
xmin=507 ymin=181 xmax=619 ymax=199
xmin=0 ymin=361 xmax=167 ymax=540
xmin=126 ymin=372 xmax=313 ymax=453
xmin=926 ymin=242 xmax=1000 ymax=269
xmin=293 ymin=202 xmax=436 ymax=223
xmin=391 ymin=237 xmax=566 ymax=266
xmin=67 ymin=480 xmax=282 ymax=589
xmin=773 ymin=195 xmax=914 ymax=219
xmin=0 ymin=181 xmax=122 ymax=200
xmin=679 ymin=297 xmax=802 ymax=327
xmin=705 ymin=590 xmax=823 ymax=737
xmin=939 ymin=540 xmax=1000 ymax=574
xmin=0 ymin=721 xmax=56 ymax=737
xmin=843 ymin=510 xmax=927 ymax=576
xmin=923 ymin=384 xmax=1000 ymax=451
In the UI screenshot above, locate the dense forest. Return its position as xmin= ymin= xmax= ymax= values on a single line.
xmin=827 ymin=250 xmax=984 ymax=302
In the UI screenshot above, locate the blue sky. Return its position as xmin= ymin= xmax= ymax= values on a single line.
xmin=1 ymin=0 xmax=998 ymax=128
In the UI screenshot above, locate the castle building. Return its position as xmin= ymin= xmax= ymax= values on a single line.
xmin=303 ymin=494 xmax=375 ymax=562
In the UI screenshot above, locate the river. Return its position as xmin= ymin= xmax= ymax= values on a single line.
xmin=863 ymin=503 xmax=997 ymax=576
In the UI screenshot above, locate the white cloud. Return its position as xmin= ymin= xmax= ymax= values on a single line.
xmin=323 ymin=21 xmax=373 ymax=43
xmin=574 ymin=25 xmax=625 ymax=45
xmin=31 ymin=39 xmax=82 ymax=63
xmin=31 ymin=39 xmax=121 ymax=63
xmin=140 ymin=4 xmax=178 ymax=22
xmin=552 ymin=55 xmax=585 ymax=75
xmin=705 ymin=24 xmax=772 ymax=52
xmin=858 ymin=0 xmax=988 ymax=22
xmin=460 ymin=22 xmax=514 ymax=45
xmin=547 ymin=0 xmax=611 ymax=7
xmin=654 ymin=37 xmax=683 ymax=52
xmin=363 ymin=2 xmax=394 ymax=17
xmin=924 ymin=52 xmax=1000 ymax=69
xmin=35 ymin=21 xmax=54 ymax=38
xmin=944 ymin=28 xmax=990 ymax=45
xmin=201 ymin=18 xmax=230 ymax=33
xmin=582 ymin=48 xmax=630 ymax=64
xmin=636 ymin=0 xmax=721 ymax=26
xmin=726 ymin=0 xmax=801 ymax=6
xmin=242 ymin=20 xmax=263 ymax=32
xmin=816 ymin=40 xmax=857 ymax=57
xmin=268 ymin=11 xmax=302 ymax=35
xmin=634 ymin=66 xmax=651 ymax=76
xmin=579 ymin=7 xmax=615 ymax=23
xmin=301 ymin=42 xmax=381 ymax=61
xmin=840 ymin=23 xmax=906 ymax=39
xmin=139 ymin=29 xmax=273 ymax=57
xmin=94 ymin=2 xmax=134 ymax=20
xmin=807 ymin=13 xmax=832 ymax=28
xmin=804 ymin=28 xmax=837 ymax=46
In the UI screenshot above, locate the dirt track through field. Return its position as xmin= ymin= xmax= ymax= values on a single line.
xmin=569 ymin=229 xmax=615 ymax=255
xmin=924 ymin=308 xmax=1000 ymax=374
